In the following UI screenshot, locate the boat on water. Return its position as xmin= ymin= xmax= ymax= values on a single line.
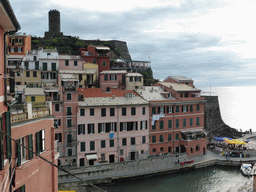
xmin=240 ymin=164 xmax=252 ymax=176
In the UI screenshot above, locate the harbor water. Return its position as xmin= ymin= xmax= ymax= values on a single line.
xmin=101 ymin=166 xmax=252 ymax=192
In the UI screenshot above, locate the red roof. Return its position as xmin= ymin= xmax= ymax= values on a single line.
xmin=78 ymin=88 xmax=140 ymax=98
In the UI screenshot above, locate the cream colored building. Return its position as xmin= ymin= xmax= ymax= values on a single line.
xmin=24 ymin=88 xmax=45 ymax=103
xmin=126 ymin=73 xmax=143 ymax=90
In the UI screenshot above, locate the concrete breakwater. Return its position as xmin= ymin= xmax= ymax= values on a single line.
xmin=58 ymin=150 xmax=256 ymax=190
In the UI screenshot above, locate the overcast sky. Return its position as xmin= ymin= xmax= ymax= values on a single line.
xmin=9 ymin=0 xmax=256 ymax=88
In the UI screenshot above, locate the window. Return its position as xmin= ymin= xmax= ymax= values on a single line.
xmin=67 ymin=107 xmax=72 ymax=115
xmin=175 ymin=133 xmax=179 ymax=140
xmin=131 ymin=137 xmax=135 ymax=145
xmin=190 ymin=118 xmax=193 ymax=126
xmin=80 ymin=158 xmax=85 ymax=166
xmin=135 ymin=77 xmax=141 ymax=82
xmin=18 ymin=47 xmax=23 ymax=52
xmin=102 ymin=60 xmax=106 ymax=66
xmin=109 ymin=139 xmax=114 ymax=147
xmin=106 ymin=87 xmax=110 ymax=91
xmin=74 ymin=60 xmax=78 ymax=66
xmin=90 ymin=108 xmax=94 ymax=116
xmin=167 ymin=106 xmax=173 ymax=113
xmin=33 ymin=71 xmax=37 ymax=77
xmin=67 ymin=93 xmax=72 ymax=101
xmin=101 ymin=153 xmax=105 ymax=161
xmin=182 ymin=105 xmax=188 ymax=113
xmin=104 ymin=75 xmax=108 ymax=81
xmin=80 ymin=142 xmax=85 ymax=151
xmin=80 ymin=109 xmax=85 ymax=116
xmin=35 ymin=62 xmax=39 ymax=70
xmin=168 ymin=120 xmax=172 ymax=129
xmin=55 ymin=104 xmax=60 ymax=112
xmin=24 ymin=62 xmax=29 ymax=70
xmin=110 ymin=108 xmax=115 ymax=116
xmin=196 ymin=117 xmax=200 ymax=126
xmin=159 ymin=106 xmax=165 ymax=114
xmin=65 ymin=60 xmax=69 ymax=66
xmin=176 ymin=106 xmax=179 ymax=113
xmin=67 ymin=119 xmax=72 ymax=128
xmin=122 ymin=138 xmax=127 ymax=146
xmin=129 ymin=77 xmax=133 ymax=82
xmin=176 ymin=119 xmax=179 ymax=128
xmin=67 ymin=134 xmax=72 ymax=143
xmin=160 ymin=121 xmax=164 ymax=130
xmin=18 ymin=137 xmax=26 ymax=163
xmin=190 ymin=105 xmax=193 ymax=112
xmin=55 ymin=133 xmax=62 ymax=142
xmin=152 ymin=136 xmax=156 ymax=143
xmin=153 ymin=148 xmax=156 ymax=153
xmin=120 ymin=149 xmax=124 ymax=156
xmin=122 ymin=108 xmax=126 ymax=116
xmin=26 ymin=71 xmax=30 ymax=77
xmin=142 ymin=107 xmax=145 ymax=115
xmin=101 ymin=140 xmax=106 ymax=148
xmin=36 ymin=130 xmax=45 ymax=154
xmin=110 ymin=75 xmax=117 ymax=81
xmin=196 ymin=145 xmax=200 ymax=151
xmin=101 ymin=108 xmax=106 ymax=117
xmin=93 ymin=59 xmax=96 ymax=64
xmin=43 ymin=63 xmax=47 ymax=71
xmin=51 ymin=63 xmax=56 ymax=71
xmin=196 ymin=104 xmax=200 ymax=111
xmin=131 ymin=107 xmax=136 ymax=115
xmin=152 ymin=107 xmax=156 ymax=114
xmin=168 ymin=147 xmax=172 ymax=153
xmin=31 ymin=96 xmax=35 ymax=102
xmin=140 ymin=121 xmax=147 ymax=130
xmin=78 ymin=124 xmax=85 ymax=135
xmin=88 ymin=124 xmax=95 ymax=134
xmin=142 ymin=136 xmax=146 ymax=144
xmin=160 ymin=147 xmax=164 ymax=152
xmin=90 ymin=141 xmax=95 ymax=151
xmin=168 ymin=134 xmax=172 ymax=141
xmin=160 ymin=135 xmax=164 ymax=142
xmin=98 ymin=123 xmax=106 ymax=133
xmin=152 ymin=123 xmax=156 ymax=130
xmin=183 ymin=119 xmax=186 ymax=127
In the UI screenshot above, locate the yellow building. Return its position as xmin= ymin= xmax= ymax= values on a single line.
xmin=24 ymin=88 xmax=45 ymax=103
xmin=126 ymin=73 xmax=144 ymax=90
xmin=83 ymin=63 xmax=98 ymax=88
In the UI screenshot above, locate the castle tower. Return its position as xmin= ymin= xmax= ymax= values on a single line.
xmin=49 ymin=10 xmax=60 ymax=34
xmin=44 ymin=9 xmax=63 ymax=38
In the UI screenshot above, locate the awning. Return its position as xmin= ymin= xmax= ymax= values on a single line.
xmin=86 ymin=154 xmax=98 ymax=160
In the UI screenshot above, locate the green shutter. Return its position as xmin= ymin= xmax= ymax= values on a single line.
xmin=20 ymin=185 xmax=25 ymax=192
xmin=0 ymin=116 xmax=4 ymax=170
xmin=43 ymin=63 xmax=47 ymax=71
xmin=51 ymin=63 xmax=56 ymax=71
xmin=160 ymin=121 xmax=164 ymax=130
xmin=36 ymin=132 xmax=40 ymax=154
xmin=17 ymin=139 xmax=21 ymax=167
xmin=5 ymin=111 xmax=12 ymax=159
xmin=28 ymin=134 xmax=33 ymax=160
xmin=168 ymin=120 xmax=172 ymax=129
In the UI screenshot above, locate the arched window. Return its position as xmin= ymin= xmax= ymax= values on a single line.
xmin=190 ymin=147 xmax=194 ymax=153
xmin=196 ymin=145 xmax=200 ymax=151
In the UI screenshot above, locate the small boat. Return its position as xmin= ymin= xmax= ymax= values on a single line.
xmin=240 ymin=164 xmax=252 ymax=176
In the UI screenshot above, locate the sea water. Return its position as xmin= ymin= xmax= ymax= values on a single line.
xmin=101 ymin=166 xmax=252 ymax=192
xmin=201 ymin=86 xmax=256 ymax=132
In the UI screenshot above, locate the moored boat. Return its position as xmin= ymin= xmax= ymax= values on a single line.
xmin=240 ymin=164 xmax=252 ymax=176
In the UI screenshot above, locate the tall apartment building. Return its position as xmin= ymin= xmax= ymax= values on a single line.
xmin=77 ymin=88 xmax=149 ymax=166
xmin=136 ymin=76 xmax=207 ymax=157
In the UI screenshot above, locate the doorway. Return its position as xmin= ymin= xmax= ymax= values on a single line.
xmin=130 ymin=152 xmax=136 ymax=160
xmin=109 ymin=154 xmax=115 ymax=163
xmin=175 ymin=146 xmax=180 ymax=154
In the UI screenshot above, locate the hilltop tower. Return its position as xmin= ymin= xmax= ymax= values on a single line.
xmin=44 ymin=9 xmax=63 ymax=38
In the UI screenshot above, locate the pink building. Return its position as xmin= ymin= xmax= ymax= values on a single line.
xmin=59 ymin=55 xmax=83 ymax=71
xmin=99 ymin=70 xmax=127 ymax=91
xmin=77 ymin=88 xmax=149 ymax=166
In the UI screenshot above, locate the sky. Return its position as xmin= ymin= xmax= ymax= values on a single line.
xmin=9 ymin=0 xmax=256 ymax=88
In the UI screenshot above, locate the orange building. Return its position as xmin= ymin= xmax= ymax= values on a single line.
xmin=136 ymin=76 xmax=207 ymax=157
xmin=7 ymin=33 xmax=31 ymax=55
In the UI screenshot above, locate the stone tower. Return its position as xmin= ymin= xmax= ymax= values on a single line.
xmin=44 ymin=9 xmax=63 ymax=38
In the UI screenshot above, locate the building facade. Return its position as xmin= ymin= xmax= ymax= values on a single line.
xmin=77 ymin=88 xmax=149 ymax=166
xmin=99 ymin=70 xmax=127 ymax=91
xmin=136 ymin=76 xmax=207 ymax=157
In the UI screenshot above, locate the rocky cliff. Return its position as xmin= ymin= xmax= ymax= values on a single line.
xmin=204 ymin=96 xmax=242 ymax=138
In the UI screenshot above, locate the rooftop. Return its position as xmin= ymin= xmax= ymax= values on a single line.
xmin=24 ymin=88 xmax=45 ymax=96
xmin=136 ymin=86 xmax=172 ymax=101
xmin=164 ymin=76 xmax=193 ymax=82
xmin=59 ymin=55 xmax=83 ymax=60
xmin=100 ymin=70 xmax=127 ymax=74
xmin=126 ymin=73 xmax=143 ymax=77
xmin=158 ymin=82 xmax=201 ymax=92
